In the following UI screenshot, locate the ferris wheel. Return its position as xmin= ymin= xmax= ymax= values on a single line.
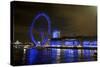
xmin=29 ymin=12 xmax=51 ymax=46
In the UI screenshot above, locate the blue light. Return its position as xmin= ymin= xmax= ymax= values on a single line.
xmin=83 ymin=41 xmax=90 ymax=47
xmin=53 ymin=30 xmax=60 ymax=38
xmin=29 ymin=12 xmax=51 ymax=46
xmin=91 ymin=41 xmax=97 ymax=46
xmin=64 ymin=49 xmax=75 ymax=62
xmin=82 ymin=41 xmax=91 ymax=60
xmin=64 ymin=39 xmax=79 ymax=62
xmin=26 ymin=48 xmax=38 ymax=64
xmin=50 ymin=40 xmax=62 ymax=63
xmin=50 ymin=40 xmax=62 ymax=47
xmin=51 ymin=48 xmax=58 ymax=63
xmin=65 ymin=41 xmax=73 ymax=46
xmin=64 ymin=39 xmax=79 ymax=46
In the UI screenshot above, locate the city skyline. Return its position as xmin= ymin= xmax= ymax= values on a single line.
xmin=11 ymin=1 xmax=97 ymax=66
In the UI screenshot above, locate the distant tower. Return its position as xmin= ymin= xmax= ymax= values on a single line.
xmin=53 ymin=30 xmax=60 ymax=38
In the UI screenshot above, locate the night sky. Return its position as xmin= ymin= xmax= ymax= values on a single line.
xmin=12 ymin=1 xmax=97 ymax=42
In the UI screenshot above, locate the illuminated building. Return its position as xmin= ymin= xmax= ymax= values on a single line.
xmin=50 ymin=30 xmax=61 ymax=63
xmin=52 ymin=30 xmax=60 ymax=38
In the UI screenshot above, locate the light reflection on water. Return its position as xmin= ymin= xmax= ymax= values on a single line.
xmin=26 ymin=48 xmax=96 ymax=65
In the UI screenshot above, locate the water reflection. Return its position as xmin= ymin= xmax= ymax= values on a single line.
xmin=12 ymin=39 xmax=97 ymax=65
xmin=26 ymin=47 xmax=97 ymax=65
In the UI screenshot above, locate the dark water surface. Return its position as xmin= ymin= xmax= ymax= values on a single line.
xmin=26 ymin=48 xmax=97 ymax=65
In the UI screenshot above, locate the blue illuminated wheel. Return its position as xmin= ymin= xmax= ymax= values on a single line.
xmin=29 ymin=12 xmax=51 ymax=46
